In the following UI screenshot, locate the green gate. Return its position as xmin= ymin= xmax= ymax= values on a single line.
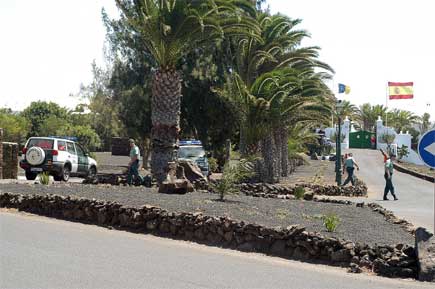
xmin=349 ymin=131 xmax=375 ymax=149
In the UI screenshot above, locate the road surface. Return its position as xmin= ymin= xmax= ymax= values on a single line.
xmin=347 ymin=149 xmax=434 ymax=233
xmin=1 ymin=210 xmax=433 ymax=289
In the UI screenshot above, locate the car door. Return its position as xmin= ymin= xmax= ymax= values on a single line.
xmin=76 ymin=144 xmax=89 ymax=175
xmin=66 ymin=142 xmax=78 ymax=173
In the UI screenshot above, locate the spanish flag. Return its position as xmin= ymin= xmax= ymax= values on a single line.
xmin=388 ymin=82 xmax=413 ymax=99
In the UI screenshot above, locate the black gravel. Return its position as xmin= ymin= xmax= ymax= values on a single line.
xmin=0 ymin=183 xmax=414 ymax=246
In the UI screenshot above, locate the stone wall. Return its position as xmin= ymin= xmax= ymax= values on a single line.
xmin=2 ymin=142 xmax=19 ymax=179
xmin=238 ymin=181 xmax=367 ymax=199
xmin=0 ymin=192 xmax=418 ymax=279
xmin=0 ymin=128 xmax=3 ymax=179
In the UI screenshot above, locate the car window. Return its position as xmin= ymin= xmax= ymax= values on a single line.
xmin=66 ymin=142 xmax=76 ymax=155
xmin=57 ymin=140 xmax=67 ymax=151
xmin=27 ymin=139 xmax=54 ymax=149
xmin=178 ymin=146 xmax=205 ymax=158
xmin=75 ymin=144 xmax=85 ymax=156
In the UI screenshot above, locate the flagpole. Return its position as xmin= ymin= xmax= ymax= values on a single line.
xmin=385 ymin=82 xmax=388 ymax=128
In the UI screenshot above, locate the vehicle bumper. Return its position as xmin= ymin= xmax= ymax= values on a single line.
xmin=19 ymin=160 xmax=63 ymax=175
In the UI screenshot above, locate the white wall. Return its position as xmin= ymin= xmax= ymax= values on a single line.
xmin=376 ymin=117 xmax=424 ymax=165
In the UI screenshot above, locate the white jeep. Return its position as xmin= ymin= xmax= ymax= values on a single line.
xmin=19 ymin=137 xmax=97 ymax=181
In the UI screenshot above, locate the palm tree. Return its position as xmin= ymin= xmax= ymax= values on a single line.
xmin=387 ymin=109 xmax=419 ymax=133
xmin=115 ymin=0 xmax=257 ymax=183
xmin=252 ymin=68 xmax=332 ymax=181
xmin=334 ymin=100 xmax=359 ymax=124
xmin=230 ymin=13 xmax=333 ymax=156
xmin=358 ymin=103 xmax=387 ymax=131
xmin=418 ymin=112 xmax=432 ymax=133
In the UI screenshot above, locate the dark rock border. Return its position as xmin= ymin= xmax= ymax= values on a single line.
xmin=238 ymin=180 xmax=367 ymax=199
xmin=0 ymin=192 xmax=418 ymax=279
xmin=313 ymin=198 xmax=416 ymax=236
xmin=393 ymin=163 xmax=434 ymax=183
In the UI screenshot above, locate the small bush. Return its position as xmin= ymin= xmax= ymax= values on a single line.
xmin=294 ymin=186 xmax=305 ymax=199
xmin=208 ymin=157 xmax=219 ymax=173
xmin=211 ymin=158 xmax=255 ymax=201
xmin=38 ymin=172 xmax=50 ymax=185
xmin=322 ymin=213 xmax=340 ymax=232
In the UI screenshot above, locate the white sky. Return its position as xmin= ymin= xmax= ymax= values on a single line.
xmin=0 ymin=0 xmax=434 ymax=119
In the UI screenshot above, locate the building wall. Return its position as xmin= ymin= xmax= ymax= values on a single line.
xmin=376 ymin=117 xmax=424 ymax=165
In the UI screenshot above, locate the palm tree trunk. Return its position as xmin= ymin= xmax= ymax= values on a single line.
xmin=279 ymin=128 xmax=289 ymax=177
xmin=260 ymin=131 xmax=280 ymax=183
xmin=239 ymin=124 xmax=248 ymax=157
xmin=273 ymin=129 xmax=282 ymax=181
xmin=151 ymin=69 xmax=181 ymax=184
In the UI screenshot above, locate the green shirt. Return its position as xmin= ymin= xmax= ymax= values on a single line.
xmin=385 ymin=159 xmax=393 ymax=174
xmin=130 ymin=145 xmax=140 ymax=160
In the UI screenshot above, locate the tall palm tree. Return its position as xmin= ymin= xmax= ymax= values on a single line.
xmin=334 ymin=100 xmax=359 ymax=124
xmin=358 ymin=103 xmax=387 ymax=131
xmin=418 ymin=112 xmax=432 ymax=133
xmin=115 ymin=0 xmax=257 ymax=183
xmin=230 ymin=13 xmax=333 ymax=156
xmin=251 ymin=68 xmax=332 ymax=181
xmin=387 ymin=109 xmax=419 ymax=133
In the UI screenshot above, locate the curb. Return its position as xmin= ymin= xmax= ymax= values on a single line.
xmin=0 ymin=192 xmax=419 ymax=279
xmin=393 ymin=163 xmax=434 ymax=183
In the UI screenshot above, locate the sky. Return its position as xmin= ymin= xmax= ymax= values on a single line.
xmin=0 ymin=0 xmax=434 ymax=119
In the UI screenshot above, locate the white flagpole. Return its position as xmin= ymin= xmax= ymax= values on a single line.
xmin=385 ymin=82 xmax=389 ymax=128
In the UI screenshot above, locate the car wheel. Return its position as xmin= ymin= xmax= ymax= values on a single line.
xmin=25 ymin=171 xmax=37 ymax=180
xmin=61 ymin=165 xmax=71 ymax=182
xmin=87 ymin=166 xmax=97 ymax=178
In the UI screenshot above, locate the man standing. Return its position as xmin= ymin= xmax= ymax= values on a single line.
xmin=342 ymin=153 xmax=360 ymax=186
xmin=383 ymin=154 xmax=398 ymax=201
xmin=127 ymin=139 xmax=143 ymax=185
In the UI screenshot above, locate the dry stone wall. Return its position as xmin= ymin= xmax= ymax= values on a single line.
xmin=1 ymin=141 xmax=18 ymax=179
xmin=0 ymin=128 xmax=3 ymax=179
xmin=238 ymin=180 xmax=367 ymax=199
xmin=0 ymin=192 xmax=418 ymax=279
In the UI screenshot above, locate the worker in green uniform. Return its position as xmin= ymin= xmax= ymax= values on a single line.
xmin=383 ymin=154 xmax=398 ymax=201
xmin=127 ymin=139 xmax=143 ymax=185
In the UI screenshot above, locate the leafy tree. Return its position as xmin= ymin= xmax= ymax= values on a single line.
xmin=22 ymin=101 xmax=69 ymax=137
xmin=113 ymin=0 xmax=257 ymax=183
xmin=0 ymin=110 xmax=30 ymax=143
xmin=56 ymin=125 xmax=101 ymax=151
xmin=77 ymin=62 xmax=124 ymax=151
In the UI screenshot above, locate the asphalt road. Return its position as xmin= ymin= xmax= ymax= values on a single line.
xmin=346 ymin=149 xmax=435 ymax=233
xmin=1 ymin=210 xmax=433 ymax=289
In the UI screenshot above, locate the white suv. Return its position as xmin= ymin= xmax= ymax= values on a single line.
xmin=19 ymin=137 xmax=97 ymax=181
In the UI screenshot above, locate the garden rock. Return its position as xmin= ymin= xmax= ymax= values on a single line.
xmin=415 ymin=227 xmax=435 ymax=282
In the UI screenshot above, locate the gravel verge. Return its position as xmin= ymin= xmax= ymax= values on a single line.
xmin=0 ymin=183 xmax=414 ymax=246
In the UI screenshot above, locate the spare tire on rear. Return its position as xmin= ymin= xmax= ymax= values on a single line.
xmin=26 ymin=147 xmax=45 ymax=165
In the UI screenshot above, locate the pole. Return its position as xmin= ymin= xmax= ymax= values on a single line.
xmin=335 ymin=99 xmax=342 ymax=186
xmin=337 ymin=116 xmax=342 ymax=185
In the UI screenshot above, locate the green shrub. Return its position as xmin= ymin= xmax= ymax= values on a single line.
xmin=211 ymin=158 xmax=255 ymax=201
xmin=380 ymin=133 xmax=395 ymax=144
xmin=38 ymin=172 xmax=50 ymax=185
xmin=294 ymin=186 xmax=305 ymax=199
xmin=208 ymin=157 xmax=219 ymax=173
xmin=397 ymin=144 xmax=409 ymax=160
xmin=322 ymin=213 xmax=340 ymax=232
